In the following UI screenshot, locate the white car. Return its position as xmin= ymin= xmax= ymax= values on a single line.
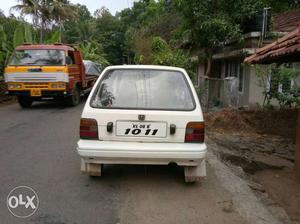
xmin=77 ymin=65 xmax=207 ymax=182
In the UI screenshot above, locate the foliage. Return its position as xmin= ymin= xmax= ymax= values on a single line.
xmin=45 ymin=30 xmax=60 ymax=43
xmin=261 ymin=0 xmax=300 ymax=13
xmin=24 ymin=24 xmax=33 ymax=43
xmin=0 ymin=25 xmax=8 ymax=73
xmin=63 ymin=4 xmax=96 ymax=43
xmin=255 ymin=64 xmax=300 ymax=108
xmin=119 ymin=0 xmax=183 ymax=64
xmin=174 ymin=0 xmax=263 ymax=76
xmin=13 ymin=25 xmax=25 ymax=48
xmin=1 ymin=0 xmax=299 ymax=81
xmin=0 ymin=13 xmax=38 ymax=74
xmin=79 ymin=41 xmax=109 ymax=67
xmin=195 ymin=82 xmax=209 ymax=98
xmin=133 ymin=36 xmax=195 ymax=79
xmin=94 ymin=7 xmax=126 ymax=65
xmin=11 ymin=0 xmax=78 ymax=42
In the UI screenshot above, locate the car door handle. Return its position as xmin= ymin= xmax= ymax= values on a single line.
xmin=170 ymin=124 xmax=176 ymax=135
xmin=107 ymin=122 xmax=113 ymax=133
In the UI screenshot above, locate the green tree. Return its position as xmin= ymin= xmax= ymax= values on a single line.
xmin=175 ymin=0 xmax=263 ymax=76
xmin=119 ymin=0 xmax=183 ymax=64
xmin=94 ymin=7 xmax=126 ymax=64
xmin=79 ymin=41 xmax=109 ymax=67
xmin=261 ymin=0 xmax=300 ymax=12
xmin=255 ymin=64 xmax=300 ymax=108
xmin=11 ymin=0 xmax=78 ymax=43
xmin=48 ymin=0 xmax=78 ymax=42
xmin=63 ymin=4 xmax=95 ymax=43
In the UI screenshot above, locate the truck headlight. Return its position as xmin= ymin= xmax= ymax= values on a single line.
xmin=8 ymin=83 xmax=22 ymax=89
xmin=50 ymin=83 xmax=65 ymax=89
xmin=8 ymin=84 xmax=15 ymax=89
xmin=15 ymin=83 xmax=22 ymax=89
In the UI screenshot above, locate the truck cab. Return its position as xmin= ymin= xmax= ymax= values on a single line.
xmin=4 ymin=44 xmax=97 ymax=108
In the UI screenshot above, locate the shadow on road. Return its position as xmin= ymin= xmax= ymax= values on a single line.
xmin=22 ymin=97 xmax=88 ymax=110
xmin=88 ymin=164 xmax=188 ymax=185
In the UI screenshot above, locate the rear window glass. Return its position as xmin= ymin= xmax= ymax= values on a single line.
xmin=90 ymin=69 xmax=195 ymax=110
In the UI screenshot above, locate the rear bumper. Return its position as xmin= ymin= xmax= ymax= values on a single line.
xmin=77 ymin=140 xmax=207 ymax=166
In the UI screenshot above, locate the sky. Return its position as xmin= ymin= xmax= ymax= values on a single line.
xmin=1 ymin=0 xmax=136 ymax=16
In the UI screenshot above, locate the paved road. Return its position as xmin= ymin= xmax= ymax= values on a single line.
xmin=0 ymin=101 xmax=247 ymax=224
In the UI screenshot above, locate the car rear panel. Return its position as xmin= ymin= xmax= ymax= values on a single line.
xmin=82 ymin=108 xmax=203 ymax=143
xmin=82 ymin=65 xmax=204 ymax=143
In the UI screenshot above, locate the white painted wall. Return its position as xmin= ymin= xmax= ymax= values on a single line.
xmin=248 ymin=65 xmax=265 ymax=106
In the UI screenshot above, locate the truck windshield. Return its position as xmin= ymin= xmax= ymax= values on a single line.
xmin=9 ymin=49 xmax=65 ymax=66
xmin=91 ymin=69 xmax=196 ymax=111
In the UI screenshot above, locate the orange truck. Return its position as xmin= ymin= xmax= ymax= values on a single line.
xmin=4 ymin=44 xmax=98 ymax=108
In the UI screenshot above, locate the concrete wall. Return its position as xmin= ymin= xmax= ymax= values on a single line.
xmin=238 ymin=64 xmax=251 ymax=106
xmin=248 ymin=65 xmax=265 ymax=106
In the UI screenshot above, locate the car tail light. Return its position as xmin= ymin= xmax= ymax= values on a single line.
xmin=185 ymin=122 xmax=205 ymax=143
xmin=80 ymin=118 xmax=98 ymax=139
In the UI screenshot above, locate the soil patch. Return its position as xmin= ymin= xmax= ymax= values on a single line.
xmin=254 ymin=168 xmax=300 ymax=223
xmin=205 ymin=108 xmax=298 ymax=140
xmin=206 ymin=108 xmax=300 ymax=223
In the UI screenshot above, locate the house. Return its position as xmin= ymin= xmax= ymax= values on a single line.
xmin=244 ymin=25 xmax=300 ymax=176
xmin=197 ymin=8 xmax=300 ymax=109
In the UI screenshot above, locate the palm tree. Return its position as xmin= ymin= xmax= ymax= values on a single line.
xmin=11 ymin=0 xmax=78 ymax=43
xmin=11 ymin=0 xmax=50 ymax=42
xmin=49 ymin=0 xmax=78 ymax=42
xmin=10 ymin=0 xmax=40 ymax=28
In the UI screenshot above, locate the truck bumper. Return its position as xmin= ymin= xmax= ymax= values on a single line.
xmin=7 ymin=90 xmax=69 ymax=98
xmin=77 ymin=140 xmax=207 ymax=166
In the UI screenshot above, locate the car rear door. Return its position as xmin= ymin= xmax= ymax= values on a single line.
xmin=83 ymin=67 xmax=204 ymax=143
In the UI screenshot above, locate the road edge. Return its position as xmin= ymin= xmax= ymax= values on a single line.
xmin=207 ymin=144 xmax=288 ymax=224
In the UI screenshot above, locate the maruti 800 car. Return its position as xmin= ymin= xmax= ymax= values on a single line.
xmin=77 ymin=65 xmax=207 ymax=182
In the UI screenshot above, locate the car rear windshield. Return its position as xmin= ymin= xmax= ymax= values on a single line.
xmin=90 ymin=69 xmax=195 ymax=111
xmin=9 ymin=49 xmax=65 ymax=66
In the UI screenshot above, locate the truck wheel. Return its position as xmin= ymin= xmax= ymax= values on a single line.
xmin=67 ymin=87 xmax=80 ymax=106
xmin=17 ymin=96 xmax=33 ymax=108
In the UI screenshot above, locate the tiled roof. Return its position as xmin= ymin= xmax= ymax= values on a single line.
xmin=274 ymin=8 xmax=300 ymax=32
xmin=244 ymin=27 xmax=300 ymax=64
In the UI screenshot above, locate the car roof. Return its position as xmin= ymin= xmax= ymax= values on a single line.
xmin=104 ymin=65 xmax=187 ymax=73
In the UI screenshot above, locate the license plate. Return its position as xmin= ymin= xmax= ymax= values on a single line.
xmin=116 ymin=121 xmax=167 ymax=138
xmin=30 ymin=89 xmax=42 ymax=96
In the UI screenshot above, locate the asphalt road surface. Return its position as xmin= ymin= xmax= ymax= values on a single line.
xmin=0 ymin=100 xmax=248 ymax=224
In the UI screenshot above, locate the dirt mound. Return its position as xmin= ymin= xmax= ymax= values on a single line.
xmin=205 ymin=108 xmax=299 ymax=140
